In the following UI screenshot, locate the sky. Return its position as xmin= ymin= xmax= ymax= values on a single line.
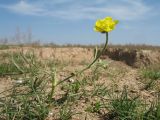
xmin=0 ymin=0 xmax=160 ymax=45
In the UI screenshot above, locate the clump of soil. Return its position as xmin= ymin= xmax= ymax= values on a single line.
xmin=103 ymin=48 xmax=160 ymax=68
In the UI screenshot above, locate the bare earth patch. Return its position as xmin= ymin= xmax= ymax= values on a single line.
xmin=104 ymin=48 xmax=160 ymax=68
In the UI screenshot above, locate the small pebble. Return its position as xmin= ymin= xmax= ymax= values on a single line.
xmin=48 ymin=112 xmax=53 ymax=116
xmin=69 ymin=78 xmax=75 ymax=83
xmin=14 ymin=79 xmax=23 ymax=84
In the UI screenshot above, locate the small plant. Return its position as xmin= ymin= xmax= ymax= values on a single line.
xmin=0 ymin=52 xmax=55 ymax=119
xmin=59 ymin=105 xmax=73 ymax=120
xmin=90 ymin=59 xmax=109 ymax=82
xmin=109 ymin=87 xmax=139 ymax=120
xmin=143 ymin=69 xmax=160 ymax=80
xmin=91 ymin=83 xmax=108 ymax=97
xmin=0 ymin=63 xmax=21 ymax=76
xmin=86 ymin=101 xmax=105 ymax=113
xmin=141 ymin=65 xmax=160 ymax=90
xmin=143 ymin=93 xmax=160 ymax=120
xmin=69 ymin=81 xmax=81 ymax=94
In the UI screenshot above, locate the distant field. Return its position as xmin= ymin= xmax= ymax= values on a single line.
xmin=0 ymin=44 xmax=160 ymax=50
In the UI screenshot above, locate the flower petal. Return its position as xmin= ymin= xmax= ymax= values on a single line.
xmin=94 ymin=16 xmax=119 ymax=33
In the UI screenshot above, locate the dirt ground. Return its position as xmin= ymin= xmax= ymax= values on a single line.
xmin=0 ymin=47 xmax=160 ymax=120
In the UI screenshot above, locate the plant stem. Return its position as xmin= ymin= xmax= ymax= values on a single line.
xmin=48 ymin=68 xmax=57 ymax=100
xmin=57 ymin=32 xmax=108 ymax=85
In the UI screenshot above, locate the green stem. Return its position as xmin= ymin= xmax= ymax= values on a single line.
xmin=48 ymin=68 xmax=57 ymax=100
xmin=57 ymin=32 xmax=108 ymax=85
xmin=49 ymin=83 xmax=55 ymax=100
xmin=79 ymin=32 xmax=108 ymax=73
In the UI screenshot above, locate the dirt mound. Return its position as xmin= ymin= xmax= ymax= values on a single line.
xmin=104 ymin=48 xmax=160 ymax=68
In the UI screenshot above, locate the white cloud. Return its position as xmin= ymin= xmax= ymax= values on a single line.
xmin=1 ymin=0 xmax=46 ymax=16
xmin=0 ymin=0 xmax=153 ymax=21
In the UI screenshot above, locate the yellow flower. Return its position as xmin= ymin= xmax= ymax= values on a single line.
xmin=94 ymin=17 xmax=119 ymax=33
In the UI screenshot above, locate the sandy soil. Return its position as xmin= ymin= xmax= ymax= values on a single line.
xmin=0 ymin=47 xmax=159 ymax=120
